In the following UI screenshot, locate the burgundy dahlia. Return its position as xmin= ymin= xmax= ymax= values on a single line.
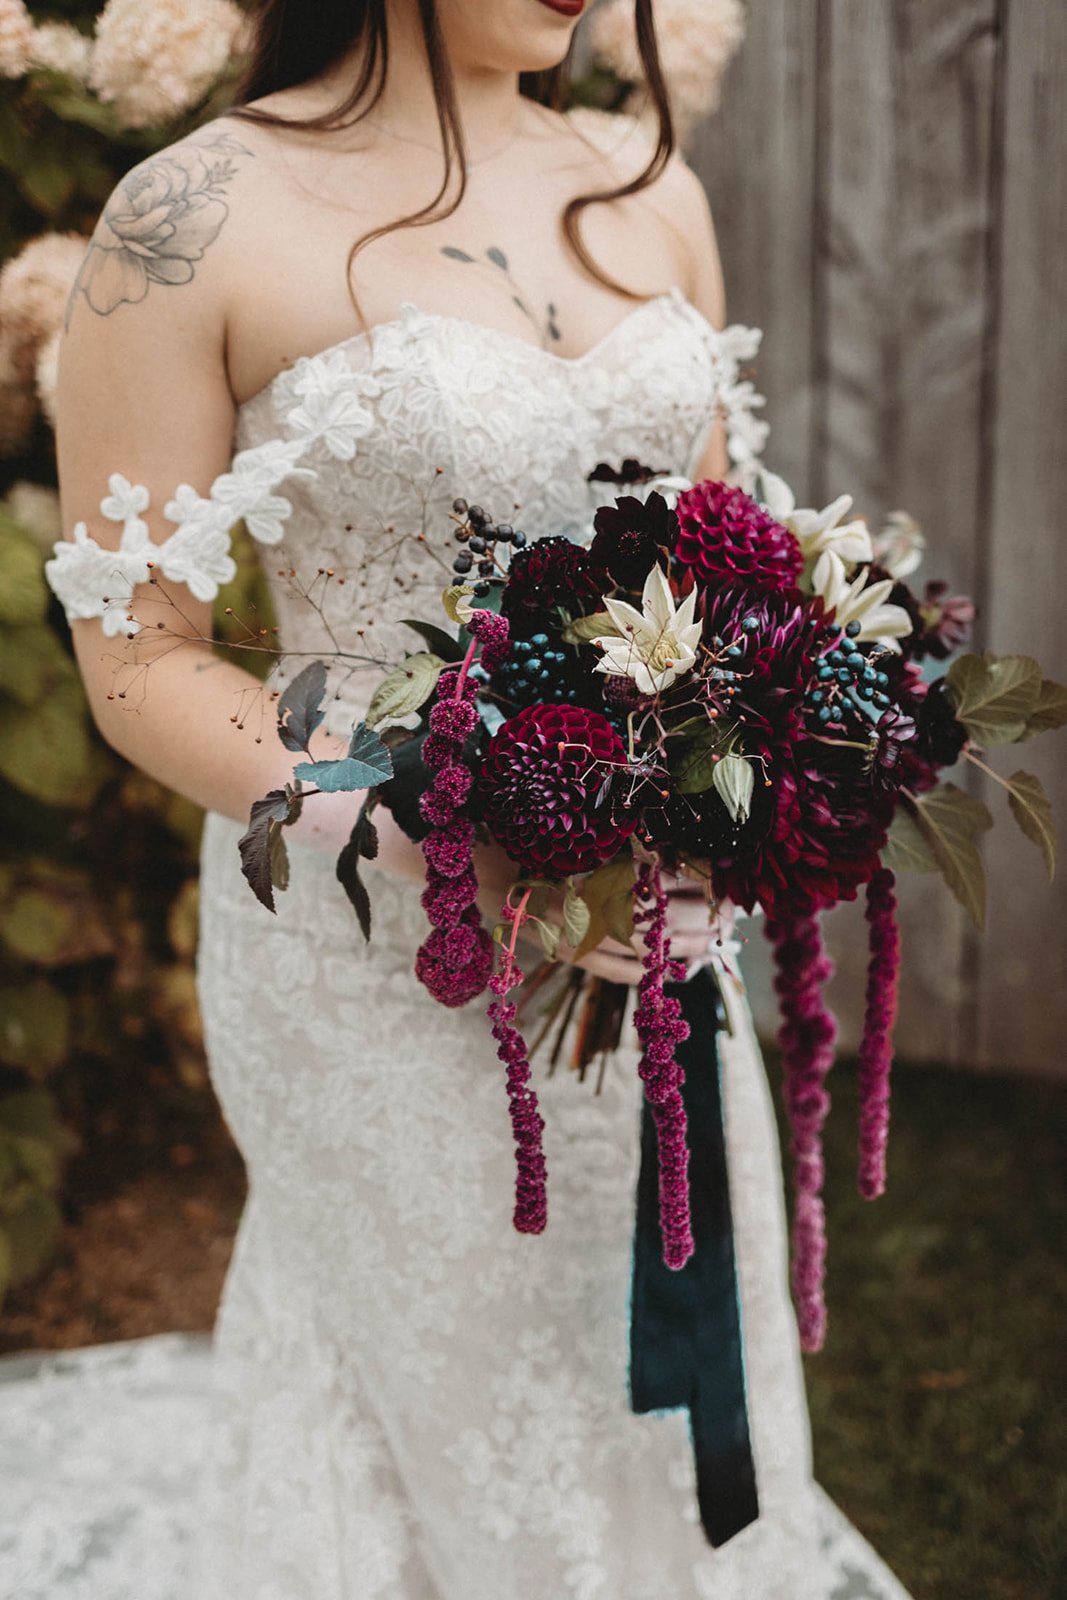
xmin=590 ymin=492 xmax=678 ymax=591
xmin=477 ymin=703 xmax=637 ymax=879
xmin=502 ymin=536 xmax=609 ymax=629
xmin=674 ymin=481 xmax=803 ymax=595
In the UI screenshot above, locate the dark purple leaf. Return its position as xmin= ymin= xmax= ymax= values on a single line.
xmin=238 ymin=789 xmax=294 ymax=913
xmin=277 ymin=661 xmax=327 ymax=754
xmin=336 ymin=797 xmax=379 ymax=941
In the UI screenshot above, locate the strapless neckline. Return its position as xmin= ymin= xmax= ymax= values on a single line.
xmin=236 ymin=285 xmax=714 ymax=417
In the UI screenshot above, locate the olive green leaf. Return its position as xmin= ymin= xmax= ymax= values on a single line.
xmin=571 ymin=856 xmax=636 ymax=961
xmin=944 ymin=653 xmax=1042 ymax=746
xmin=561 ymin=611 xmax=619 ymax=645
xmin=1004 ymin=770 xmax=1056 ymax=879
xmin=882 ymin=805 xmax=940 ymax=875
xmin=1016 ymin=677 xmax=1067 ymax=741
xmin=712 ymin=753 xmax=755 ymax=823
xmin=0 ymin=521 xmax=49 ymax=625
xmin=0 ymin=983 xmax=70 ymax=1077
xmin=909 ymin=783 xmax=994 ymax=929
xmin=562 ymin=883 xmax=592 ymax=950
xmin=442 ymin=584 xmax=476 ymax=625
xmin=365 ymin=653 xmax=445 ymax=729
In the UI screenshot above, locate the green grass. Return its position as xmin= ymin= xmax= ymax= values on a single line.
xmin=786 ymin=1056 xmax=1067 ymax=1600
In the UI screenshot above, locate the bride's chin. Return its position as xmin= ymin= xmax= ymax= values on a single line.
xmin=440 ymin=0 xmax=583 ymax=74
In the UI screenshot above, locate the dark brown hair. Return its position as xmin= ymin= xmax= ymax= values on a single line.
xmin=228 ymin=0 xmax=674 ymax=321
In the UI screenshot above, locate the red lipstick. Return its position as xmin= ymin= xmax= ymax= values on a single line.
xmin=536 ymin=0 xmax=585 ymax=16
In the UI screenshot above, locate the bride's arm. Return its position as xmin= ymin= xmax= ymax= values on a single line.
xmin=54 ymin=137 xmax=416 ymax=867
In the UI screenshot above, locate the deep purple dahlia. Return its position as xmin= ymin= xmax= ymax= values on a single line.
xmin=589 ymin=492 xmax=678 ymax=591
xmin=674 ymin=480 xmax=803 ymax=595
xmin=477 ymin=702 xmax=637 ymax=878
xmin=501 ymin=536 xmax=609 ymax=629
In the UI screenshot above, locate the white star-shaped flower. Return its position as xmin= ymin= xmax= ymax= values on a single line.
xmin=812 ymin=549 xmax=912 ymax=648
xmin=45 ymin=520 xmax=155 ymax=632
xmin=871 ymin=510 xmax=926 ymax=579
xmin=591 ymin=564 xmax=703 ymax=696
xmin=288 ymin=352 xmax=377 ymax=460
xmin=758 ymin=473 xmax=873 ymax=567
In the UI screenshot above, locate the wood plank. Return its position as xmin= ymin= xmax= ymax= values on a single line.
xmin=814 ymin=0 xmax=1000 ymax=1064
xmin=688 ymin=0 xmax=821 ymax=500
xmin=975 ymin=0 xmax=1067 ymax=1073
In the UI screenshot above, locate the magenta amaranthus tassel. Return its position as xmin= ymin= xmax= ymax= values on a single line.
xmin=488 ymin=888 xmax=548 ymax=1234
xmin=857 ymin=867 xmax=900 ymax=1200
xmin=766 ymin=911 xmax=838 ymax=1352
xmin=415 ymin=611 xmax=510 ymax=1008
xmin=632 ymin=858 xmax=695 ymax=1271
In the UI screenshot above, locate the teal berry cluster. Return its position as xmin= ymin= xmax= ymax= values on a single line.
xmin=807 ymin=619 xmax=892 ymax=728
xmin=495 ymin=632 xmax=580 ymax=708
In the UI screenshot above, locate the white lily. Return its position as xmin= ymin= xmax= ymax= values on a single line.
xmin=757 ymin=471 xmax=873 ymax=567
xmin=592 ymin=564 xmax=703 ymax=697
xmin=811 ymin=549 xmax=913 ymax=648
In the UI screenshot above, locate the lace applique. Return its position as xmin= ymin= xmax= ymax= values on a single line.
xmin=43 ymin=291 xmax=769 ymax=638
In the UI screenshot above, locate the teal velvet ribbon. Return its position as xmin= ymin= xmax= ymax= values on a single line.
xmin=629 ymin=967 xmax=760 ymax=1547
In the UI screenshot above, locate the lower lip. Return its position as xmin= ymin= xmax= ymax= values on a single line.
xmin=536 ymin=0 xmax=585 ymax=15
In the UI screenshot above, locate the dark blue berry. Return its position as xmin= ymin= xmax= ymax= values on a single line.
xmin=836 ymin=668 xmax=852 ymax=684
xmin=845 ymin=620 xmax=862 ymax=638
xmin=468 ymin=535 xmax=487 ymax=553
xmin=741 ymin=616 xmax=759 ymax=632
xmin=818 ymin=705 xmax=833 ymax=723
xmin=452 ymin=497 xmax=469 ymax=515
xmin=511 ymin=530 xmax=527 ymax=548
xmin=453 ymin=552 xmax=473 ymax=574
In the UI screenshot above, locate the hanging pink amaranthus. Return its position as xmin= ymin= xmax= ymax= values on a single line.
xmin=766 ymin=911 xmax=838 ymax=1352
xmin=633 ymin=858 xmax=695 ymax=1271
xmin=488 ymin=888 xmax=549 ymax=1235
xmin=414 ymin=612 xmax=511 ymax=1008
xmin=857 ymin=867 xmax=900 ymax=1200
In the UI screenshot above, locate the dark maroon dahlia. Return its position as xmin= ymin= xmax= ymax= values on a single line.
xmin=587 ymin=458 xmax=670 ymax=487
xmin=501 ymin=536 xmax=609 ymax=629
xmin=589 ymin=492 xmax=678 ymax=591
xmin=702 ymin=583 xmax=832 ymax=734
xmin=674 ymin=481 xmax=803 ymax=595
xmin=477 ymin=703 xmax=637 ymax=878
xmin=914 ymin=581 xmax=976 ymax=662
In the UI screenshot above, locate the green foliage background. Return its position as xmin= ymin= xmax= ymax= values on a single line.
xmin=0 ymin=2 xmax=271 ymax=1308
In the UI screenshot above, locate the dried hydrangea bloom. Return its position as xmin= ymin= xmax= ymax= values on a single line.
xmin=588 ymin=0 xmax=746 ymax=141
xmin=89 ymin=0 xmax=245 ymax=129
xmin=0 ymin=0 xmax=33 ymax=79
xmin=29 ymin=20 xmax=93 ymax=82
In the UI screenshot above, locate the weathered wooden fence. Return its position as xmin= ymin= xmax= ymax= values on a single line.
xmin=689 ymin=0 xmax=1067 ymax=1074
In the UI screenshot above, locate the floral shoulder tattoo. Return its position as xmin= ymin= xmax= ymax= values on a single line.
xmin=65 ymin=131 xmax=254 ymax=331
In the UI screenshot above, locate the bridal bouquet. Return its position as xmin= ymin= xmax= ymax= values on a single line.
xmin=241 ymin=464 xmax=1066 ymax=1350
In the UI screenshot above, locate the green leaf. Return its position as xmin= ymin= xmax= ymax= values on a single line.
xmin=34 ymin=86 xmax=123 ymax=137
xmin=711 ymin=753 xmax=755 ymax=823
xmin=561 ymin=611 xmax=618 ymax=645
xmin=294 ymin=721 xmax=393 ymax=792
xmin=19 ymin=140 xmax=76 ymax=216
xmin=1 ymin=1192 xmax=63 ymax=1286
xmin=882 ymin=805 xmax=940 ymax=875
xmin=0 ymin=679 xmax=106 ymax=807
xmin=0 ymin=984 xmax=70 ymax=1077
xmin=910 ymin=782 xmax=994 ymax=930
xmin=535 ymin=920 xmax=561 ymax=960
xmin=0 ymin=623 xmax=76 ymax=706
xmin=944 ymin=653 xmax=1042 ymax=746
xmin=571 ymin=856 xmax=635 ymax=961
xmin=1004 ymin=770 xmax=1056 ymax=879
xmin=561 ymin=885 xmax=591 ymax=950
xmin=673 ymin=741 xmax=720 ymax=796
xmin=0 ymin=521 xmax=49 ymax=625
xmin=365 ymin=653 xmax=445 ymax=729
xmin=441 ymin=584 xmax=476 ymax=625
xmin=1016 ymin=677 xmax=1067 ymax=741
xmin=401 ymin=617 xmax=464 ymax=661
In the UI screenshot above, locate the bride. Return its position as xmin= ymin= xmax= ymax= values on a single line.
xmin=39 ymin=1 xmax=914 ymax=1596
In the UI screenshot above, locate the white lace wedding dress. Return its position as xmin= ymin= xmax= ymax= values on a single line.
xmin=6 ymin=288 xmax=915 ymax=1600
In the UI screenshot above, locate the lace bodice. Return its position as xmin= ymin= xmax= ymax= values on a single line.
xmin=45 ymin=286 xmax=768 ymax=732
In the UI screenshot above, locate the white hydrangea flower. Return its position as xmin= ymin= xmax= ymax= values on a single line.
xmin=758 ymin=475 xmax=874 ymax=568
xmin=592 ymin=564 xmax=702 ymax=696
xmin=811 ymin=550 xmax=912 ymax=648
xmin=29 ymin=20 xmax=92 ymax=81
